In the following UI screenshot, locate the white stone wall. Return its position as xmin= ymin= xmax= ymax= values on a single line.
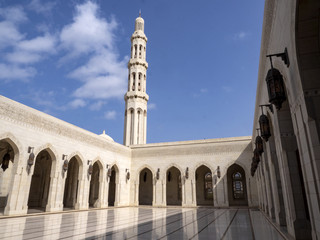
xmin=253 ymin=0 xmax=320 ymax=239
xmin=130 ymin=137 xmax=258 ymax=207
xmin=0 ymin=95 xmax=131 ymax=215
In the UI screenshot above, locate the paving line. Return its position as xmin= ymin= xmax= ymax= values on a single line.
xmin=220 ymin=208 xmax=239 ymax=240
xmin=93 ymin=208 xmax=212 ymax=240
xmin=1 ymin=208 xmax=183 ymax=240
xmin=189 ymin=209 xmax=228 ymax=239
xmin=156 ymin=209 xmax=225 ymax=240
xmin=61 ymin=208 xmax=201 ymax=240
xmin=248 ymin=208 xmax=256 ymax=240
xmin=258 ymin=210 xmax=288 ymax=240
xmin=24 ymin=208 xmax=183 ymax=240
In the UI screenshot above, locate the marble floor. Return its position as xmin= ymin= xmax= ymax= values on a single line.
xmin=0 ymin=207 xmax=287 ymax=240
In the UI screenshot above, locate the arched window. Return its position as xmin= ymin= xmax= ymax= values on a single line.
xmin=204 ymin=173 xmax=213 ymax=200
xmin=232 ymin=172 xmax=244 ymax=199
xmin=139 ymin=45 xmax=142 ymax=58
xmin=143 ymin=171 xmax=147 ymax=182
xmin=134 ymin=45 xmax=137 ymax=58
xmin=132 ymin=73 xmax=136 ymax=91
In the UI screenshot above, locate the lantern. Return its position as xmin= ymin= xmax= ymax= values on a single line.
xmin=88 ymin=164 xmax=93 ymax=175
xmin=255 ymin=135 xmax=264 ymax=155
xmin=28 ymin=152 xmax=35 ymax=167
xmin=63 ymin=159 xmax=69 ymax=172
xmin=266 ymin=68 xmax=286 ymax=110
xmin=107 ymin=168 xmax=112 ymax=178
xmin=259 ymin=113 xmax=271 ymax=142
xmin=217 ymin=166 xmax=221 ymax=179
xmin=185 ymin=167 xmax=189 ymax=179
xmin=126 ymin=171 xmax=130 ymax=180
xmin=1 ymin=152 xmax=10 ymax=171
xmin=156 ymin=168 xmax=160 ymax=180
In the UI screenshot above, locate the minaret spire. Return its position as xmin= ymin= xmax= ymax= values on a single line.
xmin=123 ymin=15 xmax=148 ymax=146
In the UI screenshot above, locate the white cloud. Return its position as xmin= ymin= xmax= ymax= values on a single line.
xmin=0 ymin=63 xmax=36 ymax=81
xmin=0 ymin=21 xmax=24 ymax=49
xmin=6 ymin=34 xmax=57 ymax=64
xmin=62 ymin=1 xmax=128 ymax=101
xmin=104 ymin=110 xmax=116 ymax=120
xmin=28 ymin=0 xmax=56 ymax=14
xmin=6 ymin=51 xmax=41 ymax=64
xmin=89 ymin=100 xmax=106 ymax=111
xmin=148 ymin=103 xmax=156 ymax=110
xmin=0 ymin=6 xmax=27 ymax=23
xmin=233 ymin=31 xmax=250 ymax=41
xmin=18 ymin=34 xmax=56 ymax=53
xmin=68 ymin=99 xmax=87 ymax=109
xmin=60 ymin=1 xmax=117 ymax=57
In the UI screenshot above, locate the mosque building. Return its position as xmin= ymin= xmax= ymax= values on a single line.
xmin=0 ymin=0 xmax=319 ymax=239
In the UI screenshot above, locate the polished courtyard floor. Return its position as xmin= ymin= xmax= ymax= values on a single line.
xmin=0 ymin=207 xmax=288 ymax=240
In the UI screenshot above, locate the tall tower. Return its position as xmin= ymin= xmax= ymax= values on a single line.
xmin=124 ymin=13 xmax=149 ymax=146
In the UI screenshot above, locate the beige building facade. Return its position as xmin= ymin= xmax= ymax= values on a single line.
xmin=252 ymin=0 xmax=320 ymax=239
xmin=1 ymin=0 xmax=320 ymax=239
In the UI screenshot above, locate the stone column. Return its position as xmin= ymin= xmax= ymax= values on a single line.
xmin=4 ymin=155 xmax=28 ymax=215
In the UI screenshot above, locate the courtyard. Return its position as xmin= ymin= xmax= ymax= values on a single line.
xmin=0 ymin=207 xmax=288 ymax=239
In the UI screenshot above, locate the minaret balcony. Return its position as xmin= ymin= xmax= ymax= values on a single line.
xmin=125 ymin=91 xmax=149 ymax=101
xmin=128 ymin=59 xmax=148 ymax=68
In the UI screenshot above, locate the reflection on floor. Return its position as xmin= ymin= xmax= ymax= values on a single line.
xmin=0 ymin=207 xmax=287 ymax=240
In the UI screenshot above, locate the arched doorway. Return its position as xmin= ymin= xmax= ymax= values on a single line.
xmin=227 ymin=164 xmax=248 ymax=206
xmin=28 ymin=149 xmax=53 ymax=211
xmin=108 ymin=165 xmax=117 ymax=206
xmin=63 ymin=156 xmax=81 ymax=209
xmin=166 ymin=166 xmax=182 ymax=206
xmin=89 ymin=161 xmax=102 ymax=208
xmin=195 ymin=165 xmax=213 ymax=206
xmin=138 ymin=168 xmax=153 ymax=205
xmin=0 ymin=139 xmax=17 ymax=214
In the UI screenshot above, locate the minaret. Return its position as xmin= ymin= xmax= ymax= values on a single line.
xmin=124 ymin=13 xmax=149 ymax=146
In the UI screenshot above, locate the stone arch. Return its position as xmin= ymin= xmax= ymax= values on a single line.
xmin=166 ymin=165 xmax=182 ymax=206
xmin=108 ymin=164 xmax=119 ymax=206
xmin=136 ymin=164 xmax=155 ymax=183
xmin=27 ymin=145 xmax=57 ymax=211
xmin=0 ymin=134 xmax=21 ymax=213
xmin=89 ymin=159 xmax=103 ymax=208
xmin=227 ymin=163 xmax=248 ymax=206
xmin=193 ymin=162 xmax=214 ymax=178
xmin=32 ymin=143 xmax=58 ymax=176
xmin=138 ymin=167 xmax=153 ymax=205
xmin=164 ymin=163 xmax=183 ymax=179
xmin=63 ymin=154 xmax=83 ymax=209
xmin=67 ymin=152 xmax=84 ymax=180
xmin=195 ymin=165 xmax=213 ymax=206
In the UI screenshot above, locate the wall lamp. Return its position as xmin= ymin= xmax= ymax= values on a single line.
xmin=156 ymin=168 xmax=160 ymax=180
xmin=88 ymin=160 xmax=93 ymax=175
xmin=255 ymin=128 xmax=263 ymax=155
xmin=259 ymin=105 xmax=271 ymax=142
xmin=27 ymin=147 xmax=35 ymax=168
xmin=126 ymin=168 xmax=130 ymax=180
xmin=217 ymin=166 xmax=221 ymax=179
xmin=62 ymin=154 xmax=68 ymax=172
xmin=185 ymin=167 xmax=189 ymax=179
xmin=265 ymin=48 xmax=289 ymax=110
xmin=1 ymin=148 xmax=10 ymax=172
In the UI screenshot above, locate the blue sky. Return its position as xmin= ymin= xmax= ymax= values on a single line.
xmin=0 ymin=0 xmax=264 ymax=144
